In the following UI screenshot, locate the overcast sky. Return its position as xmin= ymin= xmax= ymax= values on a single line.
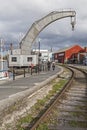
xmin=0 ymin=0 xmax=87 ymax=51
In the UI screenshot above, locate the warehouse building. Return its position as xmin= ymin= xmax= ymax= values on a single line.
xmin=53 ymin=45 xmax=86 ymax=64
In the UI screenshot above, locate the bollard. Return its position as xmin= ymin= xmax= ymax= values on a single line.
xmin=28 ymin=66 xmax=29 ymax=73
xmin=35 ymin=65 xmax=37 ymax=73
xmin=24 ymin=68 xmax=25 ymax=77
xmin=31 ymin=67 xmax=32 ymax=75
xmin=13 ymin=67 xmax=15 ymax=80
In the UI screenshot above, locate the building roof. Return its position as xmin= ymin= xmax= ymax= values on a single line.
xmin=32 ymin=49 xmax=49 ymax=53
xmin=55 ymin=45 xmax=83 ymax=53
xmin=55 ymin=46 xmax=71 ymax=53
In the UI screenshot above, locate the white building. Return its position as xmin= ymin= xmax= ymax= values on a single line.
xmin=32 ymin=49 xmax=52 ymax=62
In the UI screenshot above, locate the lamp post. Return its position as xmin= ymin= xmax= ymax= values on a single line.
xmin=0 ymin=39 xmax=4 ymax=71
xmin=39 ymin=39 xmax=40 ymax=56
xmin=38 ymin=38 xmax=41 ymax=72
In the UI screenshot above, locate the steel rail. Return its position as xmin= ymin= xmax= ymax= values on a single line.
xmin=24 ymin=66 xmax=74 ymax=130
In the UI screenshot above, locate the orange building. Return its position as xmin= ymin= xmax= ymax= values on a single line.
xmin=54 ymin=45 xmax=84 ymax=63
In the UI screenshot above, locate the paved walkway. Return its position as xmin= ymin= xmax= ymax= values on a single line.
xmin=0 ymin=66 xmax=61 ymax=100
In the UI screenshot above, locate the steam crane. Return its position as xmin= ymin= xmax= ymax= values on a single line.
xmin=9 ymin=9 xmax=76 ymax=68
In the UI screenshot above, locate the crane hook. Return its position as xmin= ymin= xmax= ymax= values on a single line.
xmin=71 ymin=16 xmax=76 ymax=31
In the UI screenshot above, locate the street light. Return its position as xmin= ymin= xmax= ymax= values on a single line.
xmin=38 ymin=38 xmax=41 ymax=72
xmin=0 ymin=39 xmax=4 ymax=71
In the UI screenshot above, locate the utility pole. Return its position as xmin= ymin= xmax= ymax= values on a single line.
xmin=38 ymin=38 xmax=41 ymax=72
xmin=0 ymin=39 xmax=4 ymax=71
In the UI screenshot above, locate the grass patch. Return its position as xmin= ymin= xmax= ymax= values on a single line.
xmin=15 ymin=79 xmax=67 ymax=130
xmin=16 ymin=114 xmax=33 ymax=130
xmin=36 ymin=122 xmax=49 ymax=130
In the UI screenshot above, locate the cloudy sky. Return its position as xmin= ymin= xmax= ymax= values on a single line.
xmin=0 ymin=0 xmax=87 ymax=51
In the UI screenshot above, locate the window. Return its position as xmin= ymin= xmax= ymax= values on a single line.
xmin=27 ymin=57 xmax=32 ymax=62
xmin=11 ymin=57 xmax=17 ymax=62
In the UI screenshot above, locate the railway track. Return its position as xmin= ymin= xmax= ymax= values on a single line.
xmin=25 ymin=66 xmax=87 ymax=130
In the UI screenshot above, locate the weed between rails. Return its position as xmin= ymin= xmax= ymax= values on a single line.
xmin=16 ymin=79 xmax=67 ymax=130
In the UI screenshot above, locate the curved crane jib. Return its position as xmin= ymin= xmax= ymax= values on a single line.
xmin=20 ymin=10 xmax=76 ymax=54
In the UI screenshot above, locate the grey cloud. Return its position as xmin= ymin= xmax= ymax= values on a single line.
xmin=0 ymin=0 xmax=87 ymax=51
